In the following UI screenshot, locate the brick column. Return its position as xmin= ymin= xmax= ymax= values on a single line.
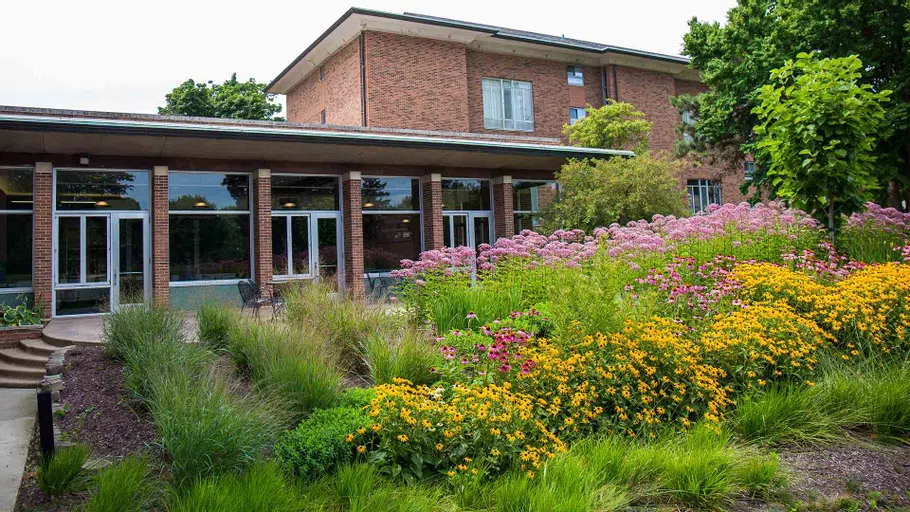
xmin=32 ymin=162 xmax=53 ymax=317
xmin=252 ymin=169 xmax=272 ymax=292
xmin=421 ymin=173 xmax=444 ymax=250
xmin=492 ymin=175 xmax=514 ymax=240
xmin=152 ymin=166 xmax=170 ymax=307
xmin=341 ymin=171 xmax=364 ymax=299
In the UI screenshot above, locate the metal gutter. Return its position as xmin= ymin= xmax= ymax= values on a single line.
xmin=0 ymin=114 xmax=634 ymax=159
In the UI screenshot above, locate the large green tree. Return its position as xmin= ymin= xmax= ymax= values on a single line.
xmin=682 ymin=0 xmax=910 ymax=208
xmin=753 ymin=54 xmax=891 ymax=233
xmin=563 ymin=101 xmax=652 ymax=154
xmin=159 ymin=73 xmax=284 ymax=121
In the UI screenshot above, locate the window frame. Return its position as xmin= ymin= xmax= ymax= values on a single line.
xmin=0 ymin=166 xmax=34 ymax=293
xmin=441 ymin=178 xmax=493 ymax=212
xmin=686 ymin=179 xmax=722 ymax=214
xmin=167 ymin=170 xmax=254 ymax=287
xmin=512 ymin=180 xmax=558 ymax=234
xmin=567 ymin=65 xmax=584 ymax=86
xmin=569 ymin=107 xmax=587 ymax=125
xmin=482 ymin=77 xmax=535 ymax=132
xmin=744 ymin=161 xmax=756 ymax=182
xmin=361 ymin=176 xmax=423 ymax=278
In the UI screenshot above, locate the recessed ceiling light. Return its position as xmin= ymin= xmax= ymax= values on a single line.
xmin=194 ymin=201 xmax=208 ymax=208
xmin=363 ymin=202 xmax=375 ymax=208
xmin=401 ymin=218 xmax=410 ymax=223
xmin=95 ymin=200 xmax=109 ymax=207
xmin=283 ymin=202 xmax=296 ymax=208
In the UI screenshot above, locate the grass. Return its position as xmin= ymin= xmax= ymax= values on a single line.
xmin=149 ymin=369 xmax=289 ymax=487
xmin=195 ymin=302 xmax=238 ymax=351
xmin=228 ymin=322 xmax=341 ymax=420
xmin=362 ymin=327 xmax=440 ymax=386
xmin=168 ymin=461 xmax=301 ymax=512
xmin=37 ymin=444 xmax=90 ymax=496
xmin=84 ymin=456 xmax=156 ymax=512
xmin=426 ymin=285 xmax=525 ymax=333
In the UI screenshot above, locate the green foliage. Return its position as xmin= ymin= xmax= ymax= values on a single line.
xmin=275 ymin=406 xmax=369 ymax=479
xmin=195 ymin=302 xmax=237 ymax=351
xmin=85 ymin=456 xmax=156 ymax=512
xmin=753 ymin=54 xmax=891 ymax=231
xmin=227 ymin=322 xmax=341 ymax=420
xmin=0 ymin=299 xmax=41 ymax=326
xmin=362 ymin=329 xmax=440 ymax=386
xmin=683 ymin=0 xmax=910 ymax=204
xmin=168 ymin=461 xmax=301 ymax=512
xmin=335 ymin=387 xmax=376 ymax=409
xmin=563 ymin=100 xmax=652 ymax=153
xmin=426 ymin=284 xmax=525 ymax=333
xmin=37 ymin=444 xmax=90 ymax=496
xmin=158 ymin=73 xmax=283 ymax=121
xmin=544 ymin=154 xmax=687 ymax=232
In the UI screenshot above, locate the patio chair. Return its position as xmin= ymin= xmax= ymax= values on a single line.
xmin=238 ymin=280 xmax=272 ymax=319
xmin=268 ymin=285 xmax=286 ymax=319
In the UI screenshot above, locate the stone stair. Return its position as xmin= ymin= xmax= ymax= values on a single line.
xmin=0 ymin=337 xmax=74 ymax=389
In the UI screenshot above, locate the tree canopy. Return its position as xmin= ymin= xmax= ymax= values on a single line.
xmin=753 ymin=54 xmax=891 ymax=232
xmin=682 ymin=0 xmax=910 ymax=208
xmin=159 ymin=73 xmax=284 ymax=121
xmin=563 ymin=101 xmax=652 ymax=154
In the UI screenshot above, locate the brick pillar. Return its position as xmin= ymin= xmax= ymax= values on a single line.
xmin=341 ymin=171 xmax=364 ymax=299
xmin=32 ymin=162 xmax=53 ymax=317
xmin=152 ymin=166 xmax=170 ymax=307
xmin=422 ymin=173 xmax=444 ymax=250
xmin=492 ymin=175 xmax=514 ymax=240
xmin=252 ymin=169 xmax=272 ymax=292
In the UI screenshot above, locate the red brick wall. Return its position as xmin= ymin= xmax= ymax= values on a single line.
xmin=33 ymin=162 xmax=52 ymax=316
xmin=286 ymin=38 xmax=363 ymax=125
xmin=0 ymin=326 xmax=44 ymax=348
xmin=152 ymin=167 xmax=169 ymax=306
xmin=252 ymin=171 xmax=272 ymax=289
xmin=421 ymin=176 xmax=444 ymax=250
xmin=341 ymin=175 xmax=364 ymax=299
xmin=614 ymin=66 xmax=679 ymax=154
xmin=465 ymin=50 xmax=570 ymax=139
xmin=492 ymin=177 xmax=514 ymax=239
xmin=364 ymin=31 xmax=470 ymax=132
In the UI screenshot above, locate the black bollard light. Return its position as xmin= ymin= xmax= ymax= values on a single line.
xmin=37 ymin=390 xmax=55 ymax=459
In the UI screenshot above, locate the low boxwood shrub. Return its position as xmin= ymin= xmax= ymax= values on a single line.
xmin=335 ymin=387 xmax=375 ymax=409
xmin=275 ymin=406 xmax=370 ymax=478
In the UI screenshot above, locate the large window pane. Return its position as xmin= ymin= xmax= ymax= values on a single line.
xmin=513 ymin=181 xmax=558 ymax=212
xmin=363 ymin=214 xmax=421 ymax=273
xmin=442 ymin=179 xmax=491 ymax=210
xmin=58 ymin=217 xmax=81 ymax=284
xmin=56 ymin=170 xmax=149 ymax=210
xmin=272 ymin=217 xmax=288 ymax=275
xmin=55 ymin=287 xmax=109 ymax=316
xmin=361 ymin=178 xmax=420 ymax=211
xmin=169 ymin=215 xmax=251 ymax=281
xmin=0 ymin=168 xmax=33 ymax=210
xmin=85 ymin=217 xmax=108 ymax=283
xmin=0 ymin=214 xmax=32 ymax=288
xmin=317 ymin=218 xmax=338 ymax=280
xmin=271 ymin=176 xmax=339 ymax=210
xmin=291 ymin=216 xmax=310 ymax=276
xmin=169 ymin=172 xmax=250 ymax=211
xmin=514 ymin=213 xmax=546 ymax=234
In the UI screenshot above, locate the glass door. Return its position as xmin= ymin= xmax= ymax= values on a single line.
xmin=112 ymin=213 xmax=150 ymax=310
xmin=271 ymin=212 xmax=342 ymax=284
xmin=444 ymin=213 xmax=493 ymax=250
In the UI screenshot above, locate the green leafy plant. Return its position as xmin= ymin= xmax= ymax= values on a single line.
xmin=563 ymin=100 xmax=652 ymax=154
xmin=752 ymin=53 xmax=891 ymax=233
xmin=37 ymin=444 xmax=90 ymax=496
xmin=274 ymin=406 xmax=369 ymax=478
xmin=0 ymin=301 xmax=41 ymax=327
xmin=362 ymin=329 xmax=440 ymax=386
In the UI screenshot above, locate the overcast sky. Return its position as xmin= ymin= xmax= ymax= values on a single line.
xmin=1 ymin=0 xmax=735 ymax=115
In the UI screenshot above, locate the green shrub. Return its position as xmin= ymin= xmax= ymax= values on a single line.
xmin=85 ymin=456 xmax=156 ymax=512
xmin=335 ymin=387 xmax=375 ymax=409
xmin=168 ymin=461 xmax=300 ymax=512
xmin=196 ymin=302 xmax=237 ymax=350
xmin=37 ymin=444 xmax=90 ymax=496
xmin=150 ymin=370 xmax=288 ymax=487
xmin=228 ymin=322 xmax=340 ymax=420
xmin=275 ymin=407 xmax=369 ymax=478
xmin=362 ymin=329 xmax=440 ymax=386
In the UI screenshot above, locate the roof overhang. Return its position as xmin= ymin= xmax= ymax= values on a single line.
xmin=0 ymin=111 xmax=632 ymax=170
xmin=267 ymin=8 xmax=699 ymax=94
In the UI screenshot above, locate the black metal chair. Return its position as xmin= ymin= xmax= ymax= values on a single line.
xmin=238 ymin=280 xmax=271 ymax=319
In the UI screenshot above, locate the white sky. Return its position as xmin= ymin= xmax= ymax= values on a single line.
xmin=1 ymin=0 xmax=735 ymax=115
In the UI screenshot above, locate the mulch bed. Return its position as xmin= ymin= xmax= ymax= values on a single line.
xmin=15 ymin=346 xmax=157 ymax=512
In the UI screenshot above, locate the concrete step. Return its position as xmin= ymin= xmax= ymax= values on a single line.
xmin=0 ymin=348 xmax=48 ymax=369
xmin=20 ymin=338 xmax=71 ymax=357
xmin=0 ymin=376 xmax=40 ymax=388
xmin=0 ymin=361 xmax=45 ymax=379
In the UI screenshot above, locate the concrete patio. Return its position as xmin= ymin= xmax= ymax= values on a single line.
xmin=42 ymin=313 xmax=198 ymax=346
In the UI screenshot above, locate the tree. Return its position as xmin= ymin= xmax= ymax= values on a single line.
xmin=752 ymin=54 xmax=891 ymax=233
xmin=682 ymin=0 xmax=910 ymax=208
xmin=563 ymin=101 xmax=652 ymax=154
xmin=159 ymin=73 xmax=284 ymax=121
xmin=543 ymin=155 xmax=687 ymax=232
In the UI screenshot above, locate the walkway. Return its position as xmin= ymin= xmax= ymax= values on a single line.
xmin=0 ymin=389 xmax=35 ymax=512
xmin=43 ymin=313 xmax=198 ymax=346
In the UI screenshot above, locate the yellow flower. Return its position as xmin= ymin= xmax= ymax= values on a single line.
xmin=345 ymin=434 xmax=354 ymax=443
xmin=356 ymin=445 xmax=366 ymax=454
xmin=356 ymin=427 xmax=366 ymax=435
xmin=397 ymin=434 xmax=409 ymax=443
xmin=435 ymin=443 xmax=444 ymax=451
xmin=527 ymin=471 xmax=535 ymax=479
xmin=447 ymin=471 xmax=455 ymax=477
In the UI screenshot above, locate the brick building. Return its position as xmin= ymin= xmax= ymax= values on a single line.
xmin=0 ymin=8 xmax=744 ymax=316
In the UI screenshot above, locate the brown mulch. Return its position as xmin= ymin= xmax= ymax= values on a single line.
xmin=15 ymin=346 xmax=157 ymax=512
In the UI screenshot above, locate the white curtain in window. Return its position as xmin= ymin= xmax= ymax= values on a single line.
xmin=482 ymin=79 xmax=503 ymax=129
xmin=482 ymin=78 xmax=534 ymax=131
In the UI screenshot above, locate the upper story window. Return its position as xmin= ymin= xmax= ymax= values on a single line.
xmin=569 ymin=107 xmax=587 ymax=125
xmin=744 ymin=161 xmax=756 ymax=182
xmin=482 ymin=78 xmax=534 ymax=132
xmin=681 ymin=109 xmax=696 ymax=144
xmin=567 ymin=65 xmax=584 ymax=86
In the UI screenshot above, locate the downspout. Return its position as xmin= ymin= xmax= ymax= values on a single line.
xmin=612 ymin=65 xmax=619 ymax=101
xmin=600 ymin=67 xmax=608 ymax=106
xmin=360 ymin=32 xmax=367 ymax=127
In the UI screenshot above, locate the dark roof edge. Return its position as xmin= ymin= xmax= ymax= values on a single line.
xmin=267 ymin=7 xmax=690 ymax=91
xmin=0 ymin=113 xmax=634 ymax=159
